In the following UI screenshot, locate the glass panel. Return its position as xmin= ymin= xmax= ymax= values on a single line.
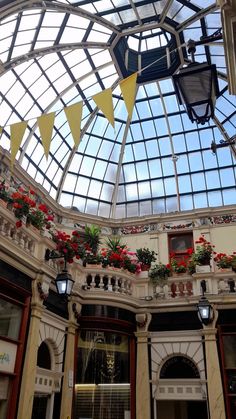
xmin=0 ymin=377 xmax=10 ymax=419
xmin=0 ymin=298 xmax=22 ymax=340
xmin=223 ymin=336 xmax=236 ymax=368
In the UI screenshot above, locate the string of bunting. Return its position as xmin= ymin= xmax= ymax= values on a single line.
xmin=0 ymin=41 xmax=188 ymax=168
xmin=1 ymin=72 xmax=138 ymax=168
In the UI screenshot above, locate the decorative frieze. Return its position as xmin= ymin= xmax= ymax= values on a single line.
xmin=208 ymin=214 xmax=236 ymax=225
xmin=163 ymin=221 xmax=195 ymax=230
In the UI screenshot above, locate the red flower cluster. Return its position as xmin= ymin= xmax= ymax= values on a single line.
xmin=213 ymin=253 xmax=233 ymax=269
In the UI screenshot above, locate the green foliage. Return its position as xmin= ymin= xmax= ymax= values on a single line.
xmin=83 ymin=224 xmax=101 ymax=255
xmin=187 ymin=259 xmax=196 ymax=275
xmin=105 ymin=237 xmax=125 ymax=252
xmin=136 ymin=247 xmax=157 ymax=265
xmin=149 ymin=263 xmax=171 ymax=283
xmin=192 ymin=236 xmax=214 ymax=265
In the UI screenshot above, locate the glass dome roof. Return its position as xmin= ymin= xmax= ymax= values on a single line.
xmin=0 ymin=0 xmax=235 ymax=218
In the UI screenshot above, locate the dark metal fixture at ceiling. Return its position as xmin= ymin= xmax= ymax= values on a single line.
xmin=173 ymin=34 xmax=222 ymax=125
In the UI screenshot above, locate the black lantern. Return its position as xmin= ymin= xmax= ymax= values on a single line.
xmin=45 ymin=248 xmax=75 ymax=297
xmin=173 ymin=40 xmax=219 ymax=125
xmin=197 ymin=279 xmax=213 ymax=325
xmin=197 ymin=295 xmax=213 ymax=325
xmin=55 ymin=270 xmax=75 ymax=297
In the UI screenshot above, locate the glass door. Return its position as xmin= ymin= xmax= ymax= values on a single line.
xmin=75 ymin=331 xmax=131 ymax=419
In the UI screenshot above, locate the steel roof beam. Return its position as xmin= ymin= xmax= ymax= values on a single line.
xmin=0 ymin=0 xmax=120 ymax=34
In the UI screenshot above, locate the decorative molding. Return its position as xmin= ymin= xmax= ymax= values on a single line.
xmin=120 ymin=224 xmax=150 ymax=234
xmin=208 ymin=214 xmax=236 ymax=224
xmin=162 ymin=221 xmax=195 ymax=230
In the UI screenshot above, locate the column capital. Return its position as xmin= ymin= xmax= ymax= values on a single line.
xmin=217 ymin=0 xmax=234 ymax=11
xmin=135 ymin=312 xmax=152 ymax=332
xmin=202 ymin=327 xmax=218 ymax=338
xmin=135 ymin=331 xmax=150 ymax=341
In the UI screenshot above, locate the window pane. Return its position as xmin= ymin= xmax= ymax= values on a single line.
xmin=0 ymin=298 xmax=22 ymax=340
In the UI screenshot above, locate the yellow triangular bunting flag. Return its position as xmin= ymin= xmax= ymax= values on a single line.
xmin=64 ymin=102 xmax=83 ymax=147
xmin=37 ymin=112 xmax=55 ymax=159
xmin=119 ymin=73 xmax=137 ymax=120
xmin=10 ymin=121 xmax=28 ymax=168
xmin=92 ymin=88 xmax=115 ymax=128
xmin=0 ymin=127 xmax=2 ymax=136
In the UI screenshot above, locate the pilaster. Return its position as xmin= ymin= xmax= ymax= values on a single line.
xmin=202 ymin=309 xmax=226 ymax=419
xmin=135 ymin=313 xmax=152 ymax=419
xmin=59 ymin=300 xmax=81 ymax=419
xmin=17 ymin=275 xmax=48 ymax=419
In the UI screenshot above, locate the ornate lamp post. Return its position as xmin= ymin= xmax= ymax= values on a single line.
xmin=197 ymin=279 xmax=213 ymax=325
xmin=45 ymin=248 xmax=75 ymax=297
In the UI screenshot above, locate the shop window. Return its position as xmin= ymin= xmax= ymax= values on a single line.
xmin=0 ymin=297 xmax=22 ymax=340
xmin=218 ymin=326 xmax=236 ymax=419
xmin=37 ymin=342 xmax=51 ymax=370
xmin=75 ymin=330 xmax=130 ymax=419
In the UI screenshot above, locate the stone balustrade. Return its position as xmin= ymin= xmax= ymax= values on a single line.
xmin=0 ymin=204 xmax=235 ymax=302
xmin=82 ymin=268 xmax=133 ymax=294
xmin=0 ymin=204 xmax=37 ymax=255
xmin=0 ymin=201 xmax=55 ymax=263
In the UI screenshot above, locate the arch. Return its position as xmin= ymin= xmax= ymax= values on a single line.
xmin=37 ymin=341 xmax=51 ymax=370
xmin=159 ymin=355 xmax=200 ymax=379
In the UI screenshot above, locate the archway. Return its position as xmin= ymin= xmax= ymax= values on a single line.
xmin=155 ymin=356 xmax=208 ymax=419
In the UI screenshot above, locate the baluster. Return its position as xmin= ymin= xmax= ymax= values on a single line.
xmin=107 ymin=275 xmax=113 ymax=291
xmin=113 ymin=276 xmax=119 ymax=292
xmin=0 ymin=217 xmax=4 ymax=234
xmin=218 ymin=279 xmax=227 ymax=293
xmin=171 ymin=282 xmax=177 ymax=298
xmin=97 ymin=275 xmax=103 ymax=289
xmin=23 ymin=235 xmax=29 ymax=252
xmin=4 ymin=222 xmax=12 ymax=239
xmin=186 ymin=281 xmax=193 ymax=296
xmin=163 ymin=283 xmax=169 ymax=299
xmin=28 ymin=239 xmax=35 ymax=254
xmin=11 ymin=227 xmax=17 ymax=243
xmin=18 ymin=231 xmax=25 ymax=248
xmin=90 ymin=274 xmax=96 ymax=289
xmin=178 ymin=281 xmax=185 ymax=297
xmin=120 ymin=277 xmax=125 ymax=293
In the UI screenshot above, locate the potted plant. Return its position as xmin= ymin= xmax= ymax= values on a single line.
xmin=171 ymin=258 xmax=188 ymax=275
xmin=149 ymin=263 xmax=171 ymax=285
xmin=231 ymin=253 xmax=236 ymax=272
xmin=27 ymin=204 xmax=54 ymax=231
xmin=50 ymin=230 xmax=80 ymax=264
xmin=10 ymin=187 xmax=37 ymax=227
xmin=214 ymin=253 xmax=233 ymax=270
xmin=192 ymin=236 xmax=214 ymax=272
xmin=187 ymin=258 xmax=196 ymax=275
xmin=0 ymin=180 xmax=10 ymax=205
xmin=136 ymin=247 xmax=157 ymax=271
xmin=83 ymin=224 xmax=101 ymax=255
